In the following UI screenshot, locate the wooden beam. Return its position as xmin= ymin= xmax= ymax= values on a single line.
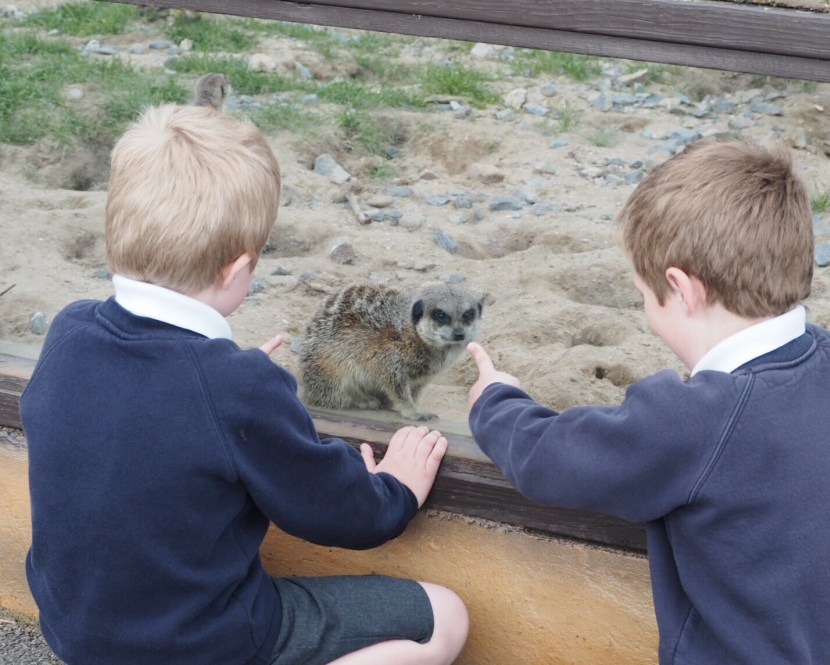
xmin=0 ymin=352 xmax=647 ymax=552
xmin=105 ymin=0 xmax=830 ymax=82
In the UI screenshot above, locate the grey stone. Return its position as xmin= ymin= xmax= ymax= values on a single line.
xmin=523 ymin=103 xmax=550 ymax=117
xmin=453 ymin=194 xmax=473 ymax=209
xmin=29 ymin=312 xmax=47 ymax=335
xmin=313 ymin=154 xmax=350 ymax=184
xmin=815 ymin=242 xmax=830 ymax=267
xmin=432 ymin=228 xmax=458 ymax=254
xmin=489 ymin=195 xmax=524 ymax=211
xmin=384 ymin=186 xmax=414 ymax=198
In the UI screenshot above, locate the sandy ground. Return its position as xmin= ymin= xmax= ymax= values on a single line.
xmin=2 ymin=5 xmax=830 ymax=430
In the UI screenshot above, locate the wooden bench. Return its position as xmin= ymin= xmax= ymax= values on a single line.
xmin=107 ymin=0 xmax=830 ymax=83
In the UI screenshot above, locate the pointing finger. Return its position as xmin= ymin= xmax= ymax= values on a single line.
xmin=467 ymin=342 xmax=495 ymax=374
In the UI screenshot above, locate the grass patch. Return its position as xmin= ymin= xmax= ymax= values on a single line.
xmin=21 ymin=1 xmax=138 ymax=36
xmin=0 ymin=30 xmax=185 ymax=147
xmin=586 ymin=127 xmax=620 ymax=147
xmin=161 ymin=12 xmax=255 ymax=52
xmin=513 ymin=49 xmax=602 ymax=81
xmin=813 ymin=187 xmax=830 ymax=214
xmin=337 ymin=107 xmax=407 ymax=156
xmin=420 ymin=62 xmax=499 ymax=107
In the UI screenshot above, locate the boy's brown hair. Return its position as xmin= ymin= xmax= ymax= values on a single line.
xmin=106 ymin=104 xmax=281 ymax=294
xmin=617 ymin=139 xmax=813 ymax=318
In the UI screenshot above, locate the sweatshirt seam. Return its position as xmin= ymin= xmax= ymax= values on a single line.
xmin=183 ymin=342 xmax=241 ymax=482
xmin=686 ymin=373 xmax=754 ymax=503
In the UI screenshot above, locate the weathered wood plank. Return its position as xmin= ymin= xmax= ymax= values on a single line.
xmin=0 ymin=353 xmax=647 ymax=552
xmin=107 ymin=0 xmax=830 ymax=82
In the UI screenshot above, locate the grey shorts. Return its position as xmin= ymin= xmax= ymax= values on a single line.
xmin=269 ymin=574 xmax=434 ymax=665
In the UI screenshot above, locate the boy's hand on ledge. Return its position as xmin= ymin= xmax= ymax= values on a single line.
xmin=258 ymin=335 xmax=284 ymax=356
xmin=467 ymin=342 xmax=522 ymax=409
xmin=361 ymin=426 xmax=448 ymax=508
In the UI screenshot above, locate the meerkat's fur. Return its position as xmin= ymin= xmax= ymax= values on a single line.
xmin=299 ymin=282 xmax=489 ymax=421
xmin=192 ymin=73 xmax=231 ymax=112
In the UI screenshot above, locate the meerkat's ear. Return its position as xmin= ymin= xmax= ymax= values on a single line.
xmin=412 ymin=299 xmax=425 ymax=324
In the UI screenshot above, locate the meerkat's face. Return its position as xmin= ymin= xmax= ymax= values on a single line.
xmin=411 ymin=284 xmax=487 ymax=347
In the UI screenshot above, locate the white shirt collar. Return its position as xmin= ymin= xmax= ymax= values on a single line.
xmin=691 ymin=305 xmax=806 ymax=376
xmin=112 ymin=274 xmax=232 ymax=340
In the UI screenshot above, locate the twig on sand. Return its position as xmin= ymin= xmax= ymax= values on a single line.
xmin=0 ymin=283 xmax=16 ymax=297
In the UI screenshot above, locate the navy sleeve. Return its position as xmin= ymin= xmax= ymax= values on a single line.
xmin=197 ymin=344 xmax=418 ymax=550
xmin=469 ymin=369 xmax=747 ymax=523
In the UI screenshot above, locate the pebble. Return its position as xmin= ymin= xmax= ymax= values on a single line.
xmin=523 ymin=103 xmax=550 ymax=117
xmin=432 ymin=228 xmax=458 ymax=254
xmin=400 ymin=212 xmax=426 ymax=230
xmin=366 ymin=194 xmax=393 ymax=208
xmin=425 ymin=195 xmax=450 ymax=207
xmin=489 ymin=195 xmax=524 ymax=211
xmin=313 ymin=154 xmax=350 ymax=184
xmin=503 ymin=88 xmax=527 ymax=109
xmin=440 ymin=272 xmax=467 ymax=284
xmin=29 ymin=312 xmax=47 ymax=335
xmin=453 ymin=194 xmax=473 ymax=209
xmin=815 ymin=242 xmax=830 ymax=267
xmin=468 ymin=163 xmax=505 ymax=184
xmin=329 ymin=237 xmax=356 ymax=264
xmin=384 ymin=185 xmax=414 ymax=197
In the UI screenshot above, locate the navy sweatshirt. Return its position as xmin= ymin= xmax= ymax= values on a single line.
xmin=21 ymin=298 xmax=418 ymax=665
xmin=470 ymin=327 xmax=830 ymax=664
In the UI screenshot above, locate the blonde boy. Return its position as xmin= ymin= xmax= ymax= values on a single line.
xmin=22 ymin=104 xmax=468 ymax=665
xmin=467 ymin=139 xmax=829 ymax=663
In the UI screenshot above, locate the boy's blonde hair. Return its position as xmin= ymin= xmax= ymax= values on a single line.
xmin=617 ymin=139 xmax=812 ymax=318
xmin=106 ymin=104 xmax=281 ymax=293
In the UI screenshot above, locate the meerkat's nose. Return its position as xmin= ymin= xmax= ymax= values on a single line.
xmin=452 ymin=329 xmax=466 ymax=341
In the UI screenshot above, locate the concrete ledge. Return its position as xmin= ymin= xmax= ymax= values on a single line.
xmin=0 ymin=438 xmax=657 ymax=664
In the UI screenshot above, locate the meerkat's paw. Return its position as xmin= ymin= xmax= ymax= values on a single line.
xmin=402 ymin=410 xmax=438 ymax=422
xmin=352 ymin=397 xmax=384 ymax=410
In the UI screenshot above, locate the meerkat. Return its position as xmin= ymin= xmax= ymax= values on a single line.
xmin=299 ymin=281 xmax=489 ymax=421
xmin=192 ymin=73 xmax=231 ymax=112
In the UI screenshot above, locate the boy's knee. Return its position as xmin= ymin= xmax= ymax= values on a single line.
xmin=420 ymin=582 xmax=469 ymax=654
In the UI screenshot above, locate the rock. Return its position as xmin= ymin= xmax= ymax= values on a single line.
xmin=503 ymin=88 xmax=527 ymax=110
xmin=366 ymin=194 xmax=393 ymax=208
xmin=313 ymin=154 xmax=351 ymax=184
xmin=432 ymin=228 xmax=458 ymax=254
xmin=618 ymin=68 xmax=649 ymax=86
xmin=400 ymin=212 xmax=426 ymax=230
xmin=29 ymin=312 xmax=47 ymax=335
xmin=468 ymin=163 xmax=505 ymax=184
xmin=384 ymin=185 xmax=414 ymax=197
xmin=489 ymin=195 xmax=524 ymax=211
xmin=523 ymin=103 xmax=550 ymax=117
xmin=815 ymin=242 xmax=830 ymax=267
xmin=329 ymin=237 xmax=356 ymax=264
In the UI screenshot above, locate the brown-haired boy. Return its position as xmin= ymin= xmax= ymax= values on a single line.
xmin=467 ymin=139 xmax=828 ymax=663
xmin=22 ymin=104 xmax=468 ymax=665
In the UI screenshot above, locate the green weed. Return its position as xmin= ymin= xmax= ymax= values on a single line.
xmin=813 ymin=188 xmax=830 ymax=214
xmin=420 ymin=62 xmax=499 ymax=107
xmin=587 ymin=127 xmax=619 ymax=147
xmin=513 ymin=49 xmax=602 ymax=81
xmin=21 ymin=1 xmax=138 ymax=36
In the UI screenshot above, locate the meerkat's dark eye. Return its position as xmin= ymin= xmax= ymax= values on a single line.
xmin=431 ymin=309 xmax=451 ymax=325
xmin=461 ymin=308 xmax=477 ymax=325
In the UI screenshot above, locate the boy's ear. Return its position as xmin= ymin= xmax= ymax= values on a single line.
xmin=665 ymin=267 xmax=706 ymax=315
xmin=220 ymin=253 xmax=253 ymax=290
